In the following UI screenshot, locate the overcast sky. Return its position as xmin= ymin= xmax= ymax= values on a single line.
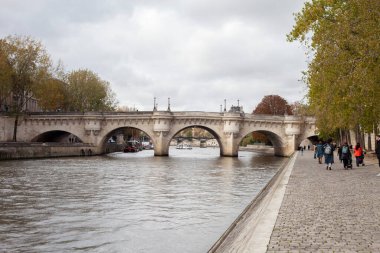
xmin=1 ymin=0 xmax=308 ymax=112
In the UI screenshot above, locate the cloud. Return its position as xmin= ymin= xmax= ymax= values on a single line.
xmin=0 ymin=0 xmax=308 ymax=112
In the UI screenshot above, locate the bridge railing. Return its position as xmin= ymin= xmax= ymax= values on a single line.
xmin=25 ymin=111 xmax=154 ymax=116
xmin=9 ymin=111 xmax=315 ymax=123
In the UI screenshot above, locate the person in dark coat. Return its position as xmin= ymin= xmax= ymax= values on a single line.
xmin=340 ymin=142 xmax=352 ymax=169
xmin=315 ymin=140 xmax=324 ymax=164
xmin=376 ymin=135 xmax=380 ymax=168
xmin=324 ymin=138 xmax=335 ymax=170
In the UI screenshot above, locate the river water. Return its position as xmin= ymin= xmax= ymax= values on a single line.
xmin=0 ymin=147 xmax=286 ymax=253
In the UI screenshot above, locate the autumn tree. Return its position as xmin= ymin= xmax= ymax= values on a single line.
xmin=251 ymin=95 xmax=292 ymax=144
xmin=0 ymin=35 xmax=53 ymax=141
xmin=65 ymin=69 xmax=117 ymax=112
xmin=290 ymin=101 xmax=312 ymax=116
xmin=288 ymin=0 xmax=380 ymax=136
xmin=0 ymin=43 xmax=13 ymax=110
xmin=252 ymin=95 xmax=293 ymax=115
xmin=34 ymin=78 xmax=67 ymax=111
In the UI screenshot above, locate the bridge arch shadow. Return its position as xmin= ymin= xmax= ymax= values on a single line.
xmin=166 ymin=125 xmax=223 ymax=156
xmin=298 ymin=134 xmax=319 ymax=150
xmin=237 ymin=130 xmax=284 ymax=156
xmin=31 ymin=130 xmax=84 ymax=143
xmin=100 ymin=127 xmax=154 ymax=154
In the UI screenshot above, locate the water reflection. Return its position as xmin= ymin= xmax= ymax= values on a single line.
xmin=0 ymin=147 xmax=286 ymax=253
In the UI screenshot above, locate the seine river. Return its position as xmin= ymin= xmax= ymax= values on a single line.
xmin=0 ymin=147 xmax=286 ymax=253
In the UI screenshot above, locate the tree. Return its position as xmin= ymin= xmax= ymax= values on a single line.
xmin=0 ymin=43 xmax=13 ymax=110
xmin=65 ymin=69 xmax=117 ymax=112
xmin=252 ymin=95 xmax=293 ymax=115
xmin=0 ymin=35 xmax=53 ymax=141
xmin=288 ymin=0 xmax=380 ymax=136
xmin=290 ymin=101 xmax=312 ymax=116
xmin=251 ymin=95 xmax=293 ymax=145
xmin=34 ymin=78 xmax=67 ymax=111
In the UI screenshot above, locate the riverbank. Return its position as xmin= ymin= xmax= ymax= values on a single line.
xmin=239 ymin=145 xmax=274 ymax=154
xmin=209 ymin=150 xmax=295 ymax=252
xmin=0 ymin=142 xmax=96 ymax=160
xmin=210 ymin=151 xmax=380 ymax=252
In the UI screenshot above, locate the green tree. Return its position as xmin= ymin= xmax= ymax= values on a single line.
xmin=288 ymin=0 xmax=380 ymax=135
xmin=65 ymin=69 xmax=117 ymax=112
xmin=0 ymin=35 xmax=53 ymax=141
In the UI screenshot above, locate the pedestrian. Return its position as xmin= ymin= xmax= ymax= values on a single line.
xmin=340 ymin=142 xmax=352 ymax=169
xmin=353 ymin=143 xmax=365 ymax=167
xmin=337 ymin=145 xmax=343 ymax=163
xmin=300 ymin=146 xmax=304 ymax=156
xmin=315 ymin=140 xmax=324 ymax=164
xmin=324 ymin=138 xmax=335 ymax=170
xmin=375 ymin=135 xmax=380 ymax=167
xmin=307 ymin=145 xmax=310 ymax=150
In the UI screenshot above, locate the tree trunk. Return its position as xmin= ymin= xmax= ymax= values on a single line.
xmin=12 ymin=114 xmax=19 ymax=142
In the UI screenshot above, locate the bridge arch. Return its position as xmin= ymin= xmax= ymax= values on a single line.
xmin=31 ymin=130 xmax=84 ymax=143
xmin=165 ymin=125 xmax=224 ymax=156
xmin=99 ymin=126 xmax=155 ymax=154
xmin=237 ymin=128 xmax=286 ymax=156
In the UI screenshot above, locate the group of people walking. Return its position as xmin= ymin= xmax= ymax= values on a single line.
xmin=313 ymin=135 xmax=380 ymax=170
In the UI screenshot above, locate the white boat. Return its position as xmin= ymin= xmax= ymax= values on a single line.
xmin=176 ymin=144 xmax=192 ymax=150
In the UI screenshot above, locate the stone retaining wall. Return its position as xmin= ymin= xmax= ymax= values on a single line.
xmin=0 ymin=143 xmax=95 ymax=160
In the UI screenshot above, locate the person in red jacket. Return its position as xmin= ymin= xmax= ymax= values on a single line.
xmin=353 ymin=143 xmax=365 ymax=167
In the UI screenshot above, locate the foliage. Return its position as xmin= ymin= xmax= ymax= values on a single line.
xmin=290 ymin=101 xmax=312 ymax=116
xmin=251 ymin=132 xmax=269 ymax=144
xmin=240 ymin=134 xmax=254 ymax=146
xmin=0 ymin=35 xmax=53 ymax=140
xmin=0 ymin=43 xmax=13 ymax=109
xmin=175 ymin=128 xmax=214 ymax=139
xmin=0 ymin=35 xmax=118 ymax=114
xmin=34 ymin=78 xmax=67 ymax=111
xmin=288 ymin=0 xmax=380 ymax=135
xmin=65 ymin=69 xmax=118 ymax=112
xmin=252 ymin=95 xmax=293 ymax=115
xmin=0 ymin=34 xmax=119 ymax=140
xmin=240 ymin=132 xmax=271 ymax=146
xmin=0 ymin=35 xmax=53 ymax=113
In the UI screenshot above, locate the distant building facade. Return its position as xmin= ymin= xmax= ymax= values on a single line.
xmin=0 ymin=92 xmax=40 ymax=112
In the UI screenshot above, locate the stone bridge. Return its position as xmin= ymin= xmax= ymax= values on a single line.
xmin=0 ymin=111 xmax=316 ymax=157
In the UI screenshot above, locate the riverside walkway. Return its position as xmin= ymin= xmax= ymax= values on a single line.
xmin=211 ymin=151 xmax=380 ymax=252
xmin=267 ymin=151 xmax=380 ymax=252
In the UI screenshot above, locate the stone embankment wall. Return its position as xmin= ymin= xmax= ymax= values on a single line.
xmin=239 ymin=144 xmax=274 ymax=153
xmin=0 ymin=143 xmax=95 ymax=160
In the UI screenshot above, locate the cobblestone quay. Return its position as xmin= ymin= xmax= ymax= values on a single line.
xmin=267 ymin=151 xmax=380 ymax=252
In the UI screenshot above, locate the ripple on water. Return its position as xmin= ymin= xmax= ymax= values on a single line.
xmin=0 ymin=148 xmax=286 ymax=253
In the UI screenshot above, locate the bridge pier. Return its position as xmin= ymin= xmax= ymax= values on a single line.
xmin=153 ymin=132 xmax=170 ymax=156
xmin=220 ymin=133 xmax=239 ymax=157
xmin=274 ymin=135 xmax=298 ymax=157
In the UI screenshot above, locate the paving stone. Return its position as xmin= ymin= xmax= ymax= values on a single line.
xmin=266 ymin=151 xmax=380 ymax=252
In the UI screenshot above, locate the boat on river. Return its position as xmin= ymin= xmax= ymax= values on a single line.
xmin=176 ymin=144 xmax=192 ymax=150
